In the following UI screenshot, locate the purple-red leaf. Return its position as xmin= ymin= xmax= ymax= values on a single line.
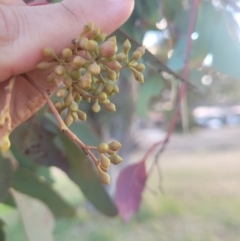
xmin=115 ymin=160 xmax=147 ymax=222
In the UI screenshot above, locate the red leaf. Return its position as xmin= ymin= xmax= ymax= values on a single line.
xmin=115 ymin=160 xmax=147 ymax=222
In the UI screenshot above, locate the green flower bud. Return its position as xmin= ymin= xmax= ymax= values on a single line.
xmin=108 ymin=141 xmax=122 ymax=151
xmin=43 ymin=47 xmax=55 ymax=57
xmin=98 ymin=143 xmax=109 ymax=153
xmin=107 ymin=149 xmax=116 ymax=155
xmin=74 ymin=93 xmax=82 ymax=103
xmin=104 ymin=102 xmax=116 ymax=112
xmin=73 ymin=56 xmax=86 ymax=69
xmin=64 ymin=111 xmax=74 ymax=127
xmin=71 ymin=112 xmax=78 ymax=121
xmin=99 ymin=40 xmax=118 ymax=59
xmin=109 ymin=155 xmax=123 ymax=165
xmin=77 ymin=110 xmax=87 ymax=121
xmin=131 ymin=67 xmax=144 ymax=83
xmin=37 ymin=61 xmax=55 ymax=70
xmin=115 ymin=53 xmax=127 ymax=62
xmin=81 ymin=21 xmax=94 ymax=35
xmin=100 ymin=154 xmax=111 ymax=169
xmin=107 ymin=68 xmax=117 ymax=81
xmin=64 ymin=88 xmax=73 ymax=106
xmin=112 ymin=85 xmax=119 ymax=94
xmin=97 ymin=165 xmax=110 ymax=185
xmin=70 ymin=70 xmax=80 ymax=80
xmin=92 ymin=100 xmax=101 ymax=113
xmin=0 ymin=134 xmax=11 ymax=152
xmin=136 ymin=46 xmax=146 ymax=55
xmin=79 ymin=72 xmax=92 ymax=90
xmin=122 ymin=39 xmax=131 ymax=54
xmin=62 ymin=48 xmax=72 ymax=58
xmin=86 ymin=40 xmax=98 ymax=52
xmin=56 ymin=88 xmax=66 ymax=98
xmin=131 ymin=50 xmax=142 ymax=61
xmin=69 ymin=102 xmax=78 ymax=112
xmin=105 ymin=60 xmax=122 ymax=71
xmin=100 ymin=165 xmax=108 ymax=173
xmin=135 ymin=63 xmax=145 ymax=72
xmin=88 ymin=62 xmax=101 ymax=75
xmin=98 ymin=92 xmax=107 ymax=102
xmin=55 ymin=65 xmax=65 ymax=76
xmin=103 ymin=85 xmax=114 ymax=95
xmin=63 ymin=77 xmax=73 ymax=87
xmin=54 ymin=101 xmax=64 ymax=110
xmin=79 ymin=37 xmax=89 ymax=50
xmin=94 ymin=33 xmax=107 ymax=42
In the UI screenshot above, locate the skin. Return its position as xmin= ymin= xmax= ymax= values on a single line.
xmin=0 ymin=0 xmax=134 ymax=138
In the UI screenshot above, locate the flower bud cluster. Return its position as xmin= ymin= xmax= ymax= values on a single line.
xmin=36 ymin=21 xmax=145 ymax=184
xmin=97 ymin=141 xmax=122 ymax=185
xmin=37 ymin=21 xmax=145 ymax=127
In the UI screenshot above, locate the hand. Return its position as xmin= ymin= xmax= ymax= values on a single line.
xmin=0 ymin=0 xmax=134 ymax=137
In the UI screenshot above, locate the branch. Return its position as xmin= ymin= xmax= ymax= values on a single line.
xmin=144 ymin=0 xmax=200 ymax=182
xmin=21 ymin=73 xmax=99 ymax=166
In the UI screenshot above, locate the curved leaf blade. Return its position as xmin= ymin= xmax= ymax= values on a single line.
xmin=59 ymin=132 xmax=118 ymax=217
xmin=0 ymin=154 xmax=14 ymax=202
xmin=115 ymin=161 xmax=147 ymax=222
xmin=12 ymin=167 xmax=76 ymax=218
xmin=0 ymin=219 xmax=6 ymax=241
xmin=11 ymin=189 xmax=54 ymax=241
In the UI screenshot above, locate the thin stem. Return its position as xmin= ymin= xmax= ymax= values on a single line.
xmin=144 ymin=0 xmax=200 ymax=182
xmin=73 ymin=84 xmax=97 ymax=99
xmin=21 ymin=73 xmax=99 ymax=166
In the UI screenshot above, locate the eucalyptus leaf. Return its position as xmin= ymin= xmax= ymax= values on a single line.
xmin=58 ymin=132 xmax=118 ymax=217
xmin=11 ymin=189 xmax=55 ymax=241
xmin=136 ymin=75 xmax=163 ymax=118
xmin=12 ymin=167 xmax=76 ymax=218
xmin=0 ymin=219 xmax=6 ymax=241
xmin=0 ymin=154 xmax=14 ymax=202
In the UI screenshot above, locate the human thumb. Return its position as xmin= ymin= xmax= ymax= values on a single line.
xmin=0 ymin=0 xmax=134 ymax=81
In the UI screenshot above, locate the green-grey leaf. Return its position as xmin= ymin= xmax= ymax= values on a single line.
xmin=11 ymin=189 xmax=54 ymax=241
xmin=58 ymin=132 xmax=118 ymax=217
xmin=0 ymin=219 xmax=6 ymax=241
xmin=136 ymin=75 xmax=163 ymax=118
xmin=0 ymin=154 xmax=14 ymax=202
xmin=12 ymin=167 xmax=76 ymax=218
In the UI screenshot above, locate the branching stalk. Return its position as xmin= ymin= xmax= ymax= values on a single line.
xmin=21 ymin=73 xmax=99 ymax=166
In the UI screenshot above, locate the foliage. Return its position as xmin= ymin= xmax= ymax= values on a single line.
xmin=2 ymin=0 xmax=240 ymax=239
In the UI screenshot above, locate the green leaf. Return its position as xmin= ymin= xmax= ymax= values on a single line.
xmin=162 ymin=0 xmax=183 ymax=22
xmin=120 ymin=0 xmax=160 ymax=42
xmin=163 ymin=0 xmax=190 ymax=34
xmin=11 ymin=189 xmax=54 ymax=241
xmin=58 ymin=132 xmax=118 ymax=217
xmin=12 ymin=114 xmax=118 ymax=217
xmin=211 ymin=11 xmax=240 ymax=79
xmin=136 ymin=75 xmax=163 ymax=118
xmin=10 ymin=145 xmax=37 ymax=171
xmin=167 ymin=36 xmax=186 ymax=71
xmin=10 ymin=116 xmax=69 ymax=171
xmin=69 ymin=121 xmax=100 ymax=146
xmin=0 ymin=154 xmax=14 ymax=202
xmin=0 ymin=219 xmax=6 ymax=241
xmin=191 ymin=2 xmax=220 ymax=65
xmin=12 ymin=167 xmax=76 ymax=218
